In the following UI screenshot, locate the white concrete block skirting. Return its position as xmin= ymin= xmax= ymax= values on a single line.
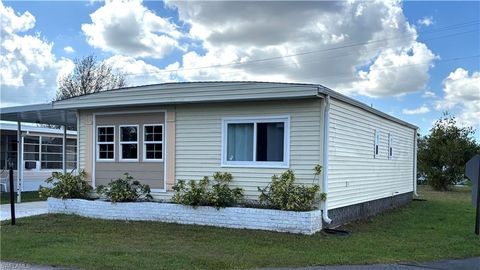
xmin=48 ymin=198 xmax=322 ymax=234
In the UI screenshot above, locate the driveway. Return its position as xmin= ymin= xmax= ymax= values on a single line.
xmin=0 ymin=201 xmax=48 ymax=221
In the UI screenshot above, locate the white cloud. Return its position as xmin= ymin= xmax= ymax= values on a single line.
xmin=402 ymin=105 xmax=430 ymax=115
xmin=63 ymin=46 xmax=75 ymax=53
xmin=82 ymin=0 xmax=182 ymax=59
xmin=346 ymin=42 xmax=436 ymax=97
xmin=422 ymin=90 xmax=436 ymax=98
xmin=103 ymin=55 xmax=177 ymax=86
xmin=418 ymin=16 xmax=434 ymax=27
xmin=436 ymin=68 xmax=480 ymax=128
xmin=0 ymin=1 xmax=73 ymax=106
xmin=165 ymin=0 xmax=436 ymax=97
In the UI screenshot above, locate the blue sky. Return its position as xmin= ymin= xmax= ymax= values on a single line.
xmin=1 ymin=0 xmax=479 ymax=138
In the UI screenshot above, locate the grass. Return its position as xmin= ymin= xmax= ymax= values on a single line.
xmin=0 ymin=191 xmax=45 ymax=204
xmin=1 ymin=186 xmax=479 ymax=270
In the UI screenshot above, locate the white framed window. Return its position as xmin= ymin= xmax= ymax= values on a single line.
xmin=222 ymin=116 xmax=290 ymax=168
xmin=23 ymin=135 xmax=39 ymax=170
xmin=143 ymin=124 xmax=163 ymax=161
xmin=374 ymin=129 xmax=380 ymax=158
xmin=388 ymin=133 xmax=394 ymax=159
xmin=97 ymin=126 xmax=115 ymax=161
xmin=119 ymin=125 xmax=139 ymax=161
xmin=41 ymin=136 xmax=63 ymax=169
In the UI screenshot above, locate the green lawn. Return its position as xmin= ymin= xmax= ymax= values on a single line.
xmin=0 ymin=191 xmax=45 ymax=204
xmin=1 ymin=186 xmax=479 ymax=270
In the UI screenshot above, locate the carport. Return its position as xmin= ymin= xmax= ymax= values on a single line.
xmin=0 ymin=103 xmax=77 ymax=202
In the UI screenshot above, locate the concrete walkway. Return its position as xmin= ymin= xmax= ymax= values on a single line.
xmin=0 ymin=201 xmax=48 ymax=221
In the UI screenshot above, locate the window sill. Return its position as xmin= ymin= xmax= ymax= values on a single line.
xmin=221 ymin=162 xmax=289 ymax=169
xmin=142 ymin=159 xmax=164 ymax=162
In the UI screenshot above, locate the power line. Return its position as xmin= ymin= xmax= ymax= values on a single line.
xmin=2 ymin=20 xmax=479 ymax=84
xmin=118 ymin=26 xmax=479 ymax=77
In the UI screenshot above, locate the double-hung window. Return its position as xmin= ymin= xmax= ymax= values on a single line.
xmin=143 ymin=124 xmax=163 ymax=161
xmin=97 ymin=126 xmax=115 ymax=161
xmin=222 ymin=116 xmax=289 ymax=168
xmin=120 ymin=125 xmax=138 ymax=161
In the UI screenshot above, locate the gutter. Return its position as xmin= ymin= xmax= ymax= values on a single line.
xmin=319 ymin=92 xmax=332 ymax=224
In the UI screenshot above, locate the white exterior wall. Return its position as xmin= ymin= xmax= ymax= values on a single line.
xmin=175 ymin=99 xmax=323 ymax=198
xmin=327 ymin=98 xmax=415 ymax=209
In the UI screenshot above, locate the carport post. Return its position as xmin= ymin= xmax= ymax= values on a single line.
xmin=16 ymin=121 xmax=22 ymax=203
xmin=63 ymin=125 xmax=67 ymax=174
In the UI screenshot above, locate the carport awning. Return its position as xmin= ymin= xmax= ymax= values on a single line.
xmin=0 ymin=103 xmax=77 ymax=129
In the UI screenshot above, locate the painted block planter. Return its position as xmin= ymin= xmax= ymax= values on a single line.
xmin=48 ymin=198 xmax=322 ymax=235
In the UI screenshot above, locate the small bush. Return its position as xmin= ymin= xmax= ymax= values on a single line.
xmin=96 ymin=173 xmax=153 ymax=203
xmin=172 ymin=172 xmax=244 ymax=209
xmin=209 ymin=172 xmax=244 ymax=208
xmin=39 ymin=171 xmax=92 ymax=199
xmin=172 ymin=176 xmax=210 ymax=207
xmin=258 ymin=166 xmax=324 ymax=211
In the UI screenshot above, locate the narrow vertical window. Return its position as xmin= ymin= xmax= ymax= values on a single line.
xmin=23 ymin=136 xmax=40 ymax=170
xmin=388 ymin=133 xmax=394 ymax=159
xmin=374 ymin=130 xmax=380 ymax=158
xmin=143 ymin=124 xmax=163 ymax=161
xmin=97 ymin=126 xmax=115 ymax=161
xmin=120 ymin=125 xmax=138 ymax=161
xmin=41 ymin=136 xmax=63 ymax=169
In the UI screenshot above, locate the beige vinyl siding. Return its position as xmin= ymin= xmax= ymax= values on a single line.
xmin=327 ymin=98 xmax=415 ymax=209
xmin=78 ymin=112 xmax=93 ymax=182
xmin=175 ymin=99 xmax=323 ymax=198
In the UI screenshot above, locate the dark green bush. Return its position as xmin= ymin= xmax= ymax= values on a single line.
xmin=172 ymin=176 xmax=210 ymax=207
xmin=208 ymin=172 xmax=244 ymax=208
xmin=96 ymin=173 xmax=153 ymax=203
xmin=172 ymin=172 xmax=244 ymax=209
xmin=39 ymin=171 xmax=92 ymax=199
xmin=258 ymin=166 xmax=324 ymax=211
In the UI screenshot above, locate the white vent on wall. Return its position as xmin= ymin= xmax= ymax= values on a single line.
xmin=374 ymin=130 xmax=380 ymax=158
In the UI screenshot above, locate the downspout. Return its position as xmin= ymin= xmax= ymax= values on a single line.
xmin=413 ymin=129 xmax=418 ymax=196
xmin=322 ymin=94 xmax=332 ymax=224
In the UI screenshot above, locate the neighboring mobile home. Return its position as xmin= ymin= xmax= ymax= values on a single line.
xmin=0 ymin=82 xmax=417 ymax=225
xmin=0 ymin=123 xmax=77 ymax=192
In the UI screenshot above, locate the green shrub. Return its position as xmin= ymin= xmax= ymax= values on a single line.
xmin=258 ymin=166 xmax=324 ymax=211
xmin=172 ymin=176 xmax=210 ymax=207
xmin=208 ymin=172 xmax=244 ymax=208
xmin=172 ymin=172 xmax=244 ymax=209
xmin=39 ymin=171 xmax=92 ymax=199
xmin=96 ymin=173 xmax=153 ymax=203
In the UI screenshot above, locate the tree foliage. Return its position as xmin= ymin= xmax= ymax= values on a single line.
xmin=56 ymin=55 xmax=126 ymax=101
xmin=418 ymin=113 xmax=479 ymax=191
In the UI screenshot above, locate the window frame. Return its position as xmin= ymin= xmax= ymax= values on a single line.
xmin=96 ymin=125 xmax=115 ymax=162
xmin=119 ymin=124 xmax=139 ymax=162
xmin=388 ymin=133 xmax=394 ymax=159
xmin=221 ymin=116 xmax=290 ymax=168
xmin=374 ymin=129 xmax=380 ymax=159
xmin=142 ymin=124 xmax=164 ymax=162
